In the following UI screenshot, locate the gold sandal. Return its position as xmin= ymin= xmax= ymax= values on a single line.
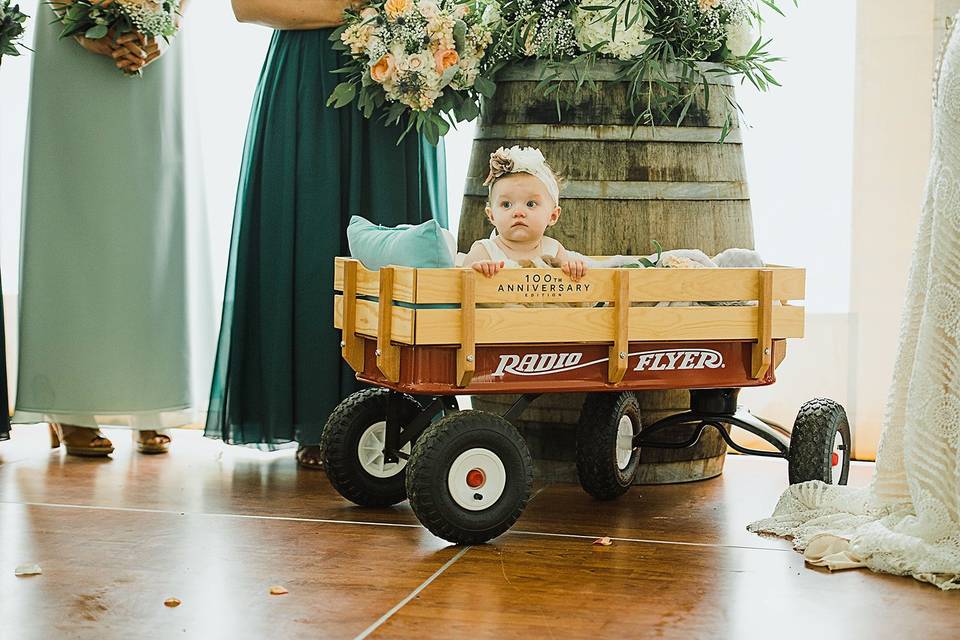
xmin=136 ymin=430 xmax=171 ymax=454
xmin=50 ymin=424 xmax=114 ymax=457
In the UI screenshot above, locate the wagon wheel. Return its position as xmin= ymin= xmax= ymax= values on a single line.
xmin=405 ymin=411 xmax=533 ymax=545
xmin=320 ymin=388 xmax=423 ymax=507
xmin=788 ymin=398 xmax=851 ymax=485
xmin=575 ymin=392 xmax=642 ymax=500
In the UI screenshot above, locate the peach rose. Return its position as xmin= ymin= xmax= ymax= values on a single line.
xmin=370 ymin=54 xmax=396 ymax=83
xmin=433 ymin=48 xmax=459 ymax=73
xmin=384 ymin=0 xmax=413 ymax=19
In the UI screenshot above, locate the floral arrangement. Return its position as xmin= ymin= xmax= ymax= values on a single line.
xmin=49 ymin=0 xmax=180 ymax=73
xmin=488 ymin=0 xmax=796 ymax=138
xmin=328 ymin=0 xmax=499 ymax=144
xmin=0 ymin=1 xmax=28 ymax=63
xmin=333 ymin=0 xmax=793 ymax=141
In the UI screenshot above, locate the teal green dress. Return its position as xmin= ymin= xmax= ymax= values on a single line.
xmin=205 ymin=29 xmax=447 ymax=448
xmin=14 ymin=8 xmax=214 ymax=429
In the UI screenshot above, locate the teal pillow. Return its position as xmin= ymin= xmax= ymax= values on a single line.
xmin=347 ymin=216 xmax=455 ymax=270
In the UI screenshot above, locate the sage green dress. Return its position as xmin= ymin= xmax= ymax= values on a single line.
xmin=204 ymin=29 xmax=447 ymax=448
xmin=14 ymin=8 xmax=214 ymax=429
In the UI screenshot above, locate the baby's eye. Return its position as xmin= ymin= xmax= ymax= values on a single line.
xmin=526 ymin=200 xmax=538 ymax=208
xmin=499 ymin=200 xmax=511 ymax=208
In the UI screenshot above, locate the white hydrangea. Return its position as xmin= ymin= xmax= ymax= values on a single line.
xmin=725 ymin=20 xmax=754 ymax=57
xmin=573 ymin=1 xmax=648 ymax=61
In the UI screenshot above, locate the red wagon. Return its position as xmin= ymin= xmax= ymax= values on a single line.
xmin=322 ymin=257 xmax=851 ymax=544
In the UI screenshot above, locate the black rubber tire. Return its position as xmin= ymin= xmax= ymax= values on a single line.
xmin=320 ymin=388 xmax=422 ymax=507
xmin=576 ymin=392 xmax=642 ymax=500
xmin=788 ymin=398 xmax=851 ymax=485
xmin=405 ymin=411 xmax=533 ymax=545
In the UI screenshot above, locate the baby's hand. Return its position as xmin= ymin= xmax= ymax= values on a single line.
xmin=561 ymin=259 xmax=587 ymax=281
xmin=471 ymin=260 xmax=505 ymax=278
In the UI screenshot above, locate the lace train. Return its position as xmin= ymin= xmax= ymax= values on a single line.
xmin=748 ymin=18 xmax=960 ymax=591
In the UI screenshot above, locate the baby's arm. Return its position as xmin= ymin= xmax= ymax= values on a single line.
xmin=462 ymin=242 xmax=505 ymax=278
xmin=555 ymin=244 xmax=588 ymax=281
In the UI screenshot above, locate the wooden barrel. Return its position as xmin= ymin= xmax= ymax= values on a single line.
xmin=459 ymin=61 xmax=752 ymax=484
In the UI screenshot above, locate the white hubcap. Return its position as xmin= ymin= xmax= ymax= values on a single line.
xmin=447 ymin=448 xmax=507 ymax=511
xmin=831 ymin=431 xmax=845 ymax=484
xmin=357 ymin=421 xmax=410 ymax=478
xmin=616 ymin=415 xmax=637 ymax=471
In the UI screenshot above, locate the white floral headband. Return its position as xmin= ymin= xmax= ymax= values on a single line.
xmin=483 ymin=146 xmax=560 ymax=206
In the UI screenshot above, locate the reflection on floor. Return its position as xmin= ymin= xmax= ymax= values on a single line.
xmin=1 ymin=425 xmax=956 ymax=639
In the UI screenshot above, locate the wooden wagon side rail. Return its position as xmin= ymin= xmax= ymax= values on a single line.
xmin=335 ymin=258 xmax=805 ymax=304
xmin=333 ymin=258 xmax=806 ymax=387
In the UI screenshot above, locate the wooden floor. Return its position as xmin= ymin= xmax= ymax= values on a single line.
xmin=1 ymin=425 xmax=957 ymax=639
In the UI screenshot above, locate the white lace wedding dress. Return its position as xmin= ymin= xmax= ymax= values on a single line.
xmin=748 ymin=22 xmax=960 ymax=591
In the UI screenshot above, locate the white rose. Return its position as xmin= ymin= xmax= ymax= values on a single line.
xmin=402 ymin=52 xmax=433 ymax=72
xmin=360 ymin=7 xmax=379 ymax=20
xmin=417 ymin=0 xmax=440 ymax=18
xmin=725 ymin=21 xmax=755 ymax=57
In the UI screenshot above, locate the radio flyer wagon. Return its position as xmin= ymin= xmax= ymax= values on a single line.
xmin=322 ymin=257 xmax=852 ymax=545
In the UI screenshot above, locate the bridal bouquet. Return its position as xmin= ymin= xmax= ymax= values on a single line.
xmin=49 ymin=0 xmax=180 ymax=74
xmin=0 ymin=1 xmax=28 ymax=63
xmin=328 ymin=0 xmax=499 ymax=144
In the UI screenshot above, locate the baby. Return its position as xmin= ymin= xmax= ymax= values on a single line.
xmin=462 ymin=146 xmax=587 ymax=281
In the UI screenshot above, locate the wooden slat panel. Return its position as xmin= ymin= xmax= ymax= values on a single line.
xmin=333 ymin=258 xmax=417 ymax=303
xmin=751 ymin=270 xmax=774 ymax=380
xmin=457 ymin=270 xmax=476 ymax=387
xmin=413 ymin=305 xmax=805 ymax=345
xmin=608 ymin=270 xmax=630 ymax=384
xmin=414 ymin=267 xmax=805 ymax=304
xmin=333 ymin=296 xmax=415 ymax=344
xmin=377 ymin=267 xmax=401 ymax=382
xmin=340 ymin=260 xmax=365 ymax=371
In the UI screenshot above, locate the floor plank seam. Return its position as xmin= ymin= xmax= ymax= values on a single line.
xmin=509 ymin=528 xmax=794 ymax=552
xmin=353 ymin=546 xmax=472 ymax=640
xmin=5 ymin=500 xmax=793 ymax=553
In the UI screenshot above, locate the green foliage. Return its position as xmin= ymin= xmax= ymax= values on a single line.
xmin=0 ymin=0 xmax=29 ymax=62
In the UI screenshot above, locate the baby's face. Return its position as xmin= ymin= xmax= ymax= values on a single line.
xmin=486 ymin=173 xmax=560 ymax=244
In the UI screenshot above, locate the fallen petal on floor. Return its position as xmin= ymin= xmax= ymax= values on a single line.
xmin=14 ymin=564 xmax=42 ymax=577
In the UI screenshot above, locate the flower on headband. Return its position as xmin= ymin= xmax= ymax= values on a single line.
xmin=485 ymin=147 xmax=514 ymax=185
xmin=483 ymin=146 xmax=548 ymax=185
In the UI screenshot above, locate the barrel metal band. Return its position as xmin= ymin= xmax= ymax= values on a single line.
xmin=475 ymin=124 xmax=742 ymax=144
xmin=465 ymin=178 xmax=749 ymax=201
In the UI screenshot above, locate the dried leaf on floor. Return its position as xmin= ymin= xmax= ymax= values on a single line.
xmin=14 ymin=564 xmax=42 ymax=577
xmin=164 ymin=598 xmax=182 ymax=608
xmin=269 ymin=585 xmax=289 ymax=595
xmin=592 ymin=537 xmax=613 ymax=546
